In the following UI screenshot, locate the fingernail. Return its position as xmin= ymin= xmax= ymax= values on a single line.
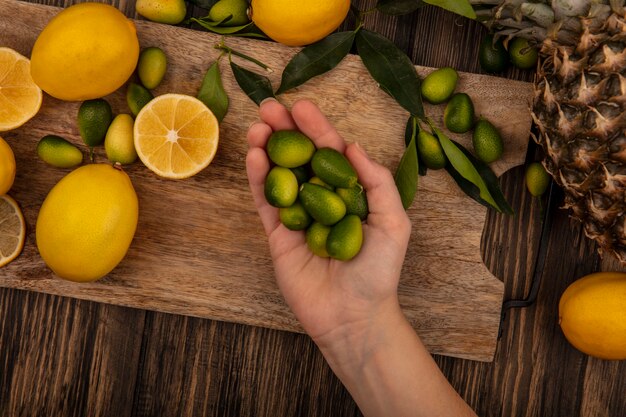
xmin=259 ymin=97 xmax=278 ymax=107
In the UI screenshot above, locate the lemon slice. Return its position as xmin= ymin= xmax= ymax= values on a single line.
xmin=0 ymin=195 xmax=26 ymax=267
xmin=134 ymin=93 xmax=219 ymax=179
xmin=0 ymin=47 xmax=43 ymax=131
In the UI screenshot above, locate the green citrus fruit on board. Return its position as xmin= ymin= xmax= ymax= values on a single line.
xmin=299 ymin=182 xmax=346 ymax=226
xmin=209 ymin=0 xmax=250 ymax=26
xmin=509 ymin=37 xmax=538 ymax=70
xmin=127 ymin=82 xmax=154 ymax=117
xmin=420 ymin=67 xmax=458 ymax=104
xmin=30 ymin=3 xmax=139 ymax=101
xmin=417 ymin=130 xmax=446 ymax=170
xmin=78 ymin=99 xmax=113 ymax=148
xmin=472 ymin=118 xmax=503 ymax=164
xmin=0 ymin=137 xmax=16 ymax=195
xmin=444 ymin=93 xmax=475 ymax=134
xmin=478 ymin=35 xmax=508 ymax=73
xmin=326 ymin=214 xmax=363 ymax=261
xmin=36 ymin=164 xmax=138 ymax=282
xmin=250 ymin=0 xmax=350 ymax=46
xmin=136 ymin=0 xmax=187 ymax=24
xmin=138 ymin=47 xmax=168 ymax=90
xmin=267 ymin=130 xmax=316 ymax=168
xmin=264 ymin=166 xmax=299 ymax=208
xmin=311 ymin=147 xmax=358 ymax=188
xmin=105 ymin=114 xmax=137 ymax=165
xmin=37 ymin=135 xmax=83 ymax=169
xmin=525 ymin=162 xmax=550 ymax=197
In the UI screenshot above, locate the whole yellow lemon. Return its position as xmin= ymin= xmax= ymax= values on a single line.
xmin=559 ymin=272 xmax=626 ymax=360
xmin=250 ymin=0 xmax=350 ymax=46
xmin=36 ymin=164 xmax=139 ymax=282
xmin=0 ymin=137 xmax=16 ymax=195
xmin=30 ymin=3 xmax=140 ymax=101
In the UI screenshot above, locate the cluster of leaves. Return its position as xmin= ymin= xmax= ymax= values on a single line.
xmin=195 ymin=0 xmax=511 ymax=214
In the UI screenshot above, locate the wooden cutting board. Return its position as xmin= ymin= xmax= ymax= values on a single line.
xmin=0 ymin=0 xmax=533 ymax=361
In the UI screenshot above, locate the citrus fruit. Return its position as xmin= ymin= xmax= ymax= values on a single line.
xmin=559 ymin=272 xmax=626 ymax=360
xmin=280 ymin=202 xmax=312 ymax=231
xmin=525 ymin=162 xmax=550 ymax=197
xmin=78 ymin=99 xmax=113 ymax=148
xmin=105 ymin=114 xmax=137 ymax=165
xmin=306 ymin=222 xmax=331 ymax=258
xmin=136 ymin=0 xmax=187 ymax=24
xmin=336 ymin=186 xmax=368 ymax=220
xmin=264 ymin=166 xmax=298 ymax=208
xmin=0 ymin=194 xmax=26 ymax=267
xmin=291 ymin=166 xmax=309 ymax=185
xmin=420 ymin=67 xmax=458 ymax=104
xmin=326 ymin=214 xmax=363 ymax=261
xmin=472 ymin=118 xmax=503 ymax=163
xmin=37 ymin=135 xmax=83 ymax=168
xmin=250 ymin=0 xmax=350 ymax=46
xmin=36 ymin=164 xmax=138 ymax=282
xmin=138 ymin=47 xmax=168 ymax=90
xmin=133 ymin=93 xmax=220 ymax=179
xmin=417 ymin=130 xmax=446 ymax=170
xmin=30 ymin=3 xmax=139 ymax=101
xmin=309 ymin=176 xmax=333 ymax=190
xmin=127 ymin=82 xmax=154 ymax=117
xmin=444 ymin=93 xmax=475 ymax=133
xmin=299 ymin=183 xmax=346 ymax=226
xmin=509 ymin=37 xmax=538 ymax=70
xmin=266 ymin=130 xmax=315 ymax=168
xmin=0 ymin=48 xmax=42 ymax=131
xmin=311 ymin=147 xmax=357 ymax=188
xmin=478 ymin=35 xmax=508 ymax=73
xmin=209 ymin=0 xmax=250 ymax=26
xmin=0 ymin=137 xmax=16 ymax=195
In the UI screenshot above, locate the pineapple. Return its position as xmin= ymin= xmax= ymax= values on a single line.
xmin=471 ymin=0 xmax=626 ymax=264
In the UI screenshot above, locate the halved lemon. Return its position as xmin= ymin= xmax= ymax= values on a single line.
xmin=134 ymin=93 xmax=219 ymax=179
xmin=0 ymin=47 xmax=43 ymax=131
xmin=0 ymin=194 xmax=26 ymax=267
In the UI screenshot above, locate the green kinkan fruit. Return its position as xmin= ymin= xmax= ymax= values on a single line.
xmin=267 ymin=130 xmax=316 ymax=168
xmin=444 ymin=93 xmax=475 ymax=134
xmin=311 ymin=147 xmax=358 ymax=188
xmin=336 ymin=185 xmax=368 ymax=220
xmin=299 ymin=182 xmax=346 ymax=226
xmin=306 ymin=222 xmax=331 ymax=258
xmin=280 ymin=202 xmax=312 ymax=231
xmin=37 ymin=135 xmax=83 ymax=168
xmin=327 ymin=214 xmax=363 ymax=261
xmin=264 ymin=166 xmax=299 ymax=208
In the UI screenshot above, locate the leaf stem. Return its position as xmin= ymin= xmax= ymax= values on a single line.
xmin=214 ymin=40 xmax=273 ymax=73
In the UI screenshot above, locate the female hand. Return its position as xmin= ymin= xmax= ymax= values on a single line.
xmin=246 ymin=98 xmax=412 ymax=349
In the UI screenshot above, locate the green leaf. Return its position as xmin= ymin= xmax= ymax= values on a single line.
xmin=276 ymin=31 xmax=356 ymax=95
xmin=395 ymin=117 xmax=419 ymax=209
xmin=451 ymin=139 xmax=514 ymax=215
xmin=190 ymin=19 xmax=267 ymax=37
xmin=404 ymin=116 xmax=427 ymax=176
xmin=230 ymin=61 xmax=275 ymax=106
xmin=433 ymin=126 xmax=500 ymax=211
xmin=197 ymin=61 xmax=229 ymax=123
xmin=423 ymin=0 xmax=476 ymax=19
xmin=377 ymin=0 xmax=424 ymax=15
xmin=355 ymin=30 xmax=424 ymax=119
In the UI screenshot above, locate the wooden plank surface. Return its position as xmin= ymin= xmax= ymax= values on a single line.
xmin=1 ymin=1 xmax=625 ymax=417
xmin=0 ymin=0 xmax=533 ymax=361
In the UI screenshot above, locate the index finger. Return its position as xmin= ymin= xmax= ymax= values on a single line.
xmin=291 ymin=99 xmax=346 ymax=153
